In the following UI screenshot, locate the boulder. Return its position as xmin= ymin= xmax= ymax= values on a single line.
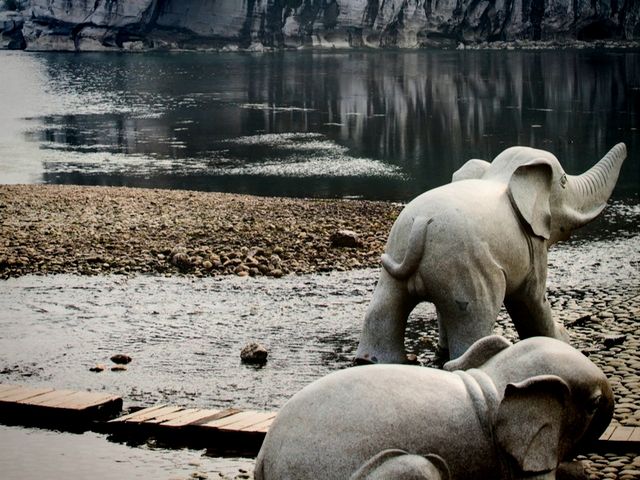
xmin=330 ymin=229 xmax=362 ymax=248
xmin=240 ymin=342 xmax=268 ymax=365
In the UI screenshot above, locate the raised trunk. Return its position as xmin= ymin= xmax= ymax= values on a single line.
xmin=565 ymin=142 xmax=627 ymax=225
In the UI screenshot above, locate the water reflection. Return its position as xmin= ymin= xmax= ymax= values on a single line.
xmin=0 ymin=50 xmax=638 ymax=200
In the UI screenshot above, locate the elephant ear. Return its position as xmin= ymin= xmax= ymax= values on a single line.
xmin=452 ymin=159 xmax=491 ymax=182
xmin=508 ymin=159 xmax=554 ymax=239
xmin=495 ymin=375 xmax=570 ymax=474
xmin=443 ymin=335 xmax=511 ymax=371
xmin=350 ymin=449 xmax=450 ymax=480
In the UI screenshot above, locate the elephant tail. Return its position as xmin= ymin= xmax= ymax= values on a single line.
xmin=381 ymin=216 xmax=432 ymax=280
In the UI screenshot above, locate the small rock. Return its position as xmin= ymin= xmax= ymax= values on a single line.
xmin=240 ymin=342 xmax=268 ymax=365
xmin=602 ymin=334 xmax=627 ymax=348
xmin=111 ymin=365 xmax=127 ymax=372
xmin=110 ymin=353 xmax=132 ymax=365
xmin=89 ymin=364 xmax=105 ymax=373
xmin=330 ymin=230 xmax=362 ymax=248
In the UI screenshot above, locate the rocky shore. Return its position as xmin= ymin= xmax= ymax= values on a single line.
xmin=0 ymin=184 xmax=401 ymax=279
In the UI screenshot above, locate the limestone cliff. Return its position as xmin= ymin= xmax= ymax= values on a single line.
xmin=1 ymin=0 xmax=638 ymax=51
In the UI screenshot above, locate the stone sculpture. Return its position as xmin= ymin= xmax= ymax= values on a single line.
xmin=255 ymin=336 xmax=614 ymax=480
xmin=355 ymin=143 xmax=627 ymax=363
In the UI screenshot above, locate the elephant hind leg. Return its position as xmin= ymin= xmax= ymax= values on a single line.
xmin=355 ymin=270 xmax=418 ymax=364
xmin=433 ymin=276 xmax=505 ymax=360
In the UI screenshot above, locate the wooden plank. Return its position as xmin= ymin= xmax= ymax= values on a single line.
xmin=33 ymin=391 xmax=98 ymax=408
xmin=629 ymin=427 xmax=640 ymax=442
xmin=609 ymin=426 xmax=634 ymax=442
xmin=160 ymin=409 xmax=223 ymax=427
xmin=145 ymin=408 xmax=200 ymax=425
xmin=0 ymin=385 xmax=22 ymax=396
xmin=241 ymin=417 xmax=275 ymax=433
xmin=599 ymin=425 xmax=617 ymax=441
xmin=200 ymin=410 xmax=262 ymax=429
xmin=190 ymin=408 xmax=242 ymax=426
xmin=0 ymin=385 xmax=27 ymax=399
xmin=20 ymin=389 xmax=77 ymax=406
xmin=118 ymin=405 xmax=184 ymax=423
xmin=109 ymin=405 xmax=169 ymax=423
xmin=49 ymin=391 xmax=120 ymax=410
xmin=218 ymin=411 xmax=277 ymax=431
xmin=0 ymin=387 xmax=54 ymax=403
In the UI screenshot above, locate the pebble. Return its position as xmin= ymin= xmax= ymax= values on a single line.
xmin=110 ymin=354 xmax=132 ymax=365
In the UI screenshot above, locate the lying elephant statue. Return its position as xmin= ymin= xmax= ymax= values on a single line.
xmin=355 ymin=143 xmax=627 ymax=362
xmin=255 ymin=336 xmax=614 ymax=480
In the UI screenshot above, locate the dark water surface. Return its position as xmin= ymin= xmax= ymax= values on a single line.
xmin=0 ymin=49 xmax=638 ymax=201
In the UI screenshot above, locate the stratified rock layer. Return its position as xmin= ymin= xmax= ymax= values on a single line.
xmin=0 ymin=0 xmax=637 ymax=51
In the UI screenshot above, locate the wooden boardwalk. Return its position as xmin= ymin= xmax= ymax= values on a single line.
xmin=0 ymin=383 xmax=122 ymax=427
xmin=1 ymin=383 xmax=639 ymax=455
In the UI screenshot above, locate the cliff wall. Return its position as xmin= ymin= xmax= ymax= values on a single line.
xmin=1 ymin=0 xmax=639 ymax=51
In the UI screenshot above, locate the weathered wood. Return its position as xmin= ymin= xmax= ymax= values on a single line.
xmin=629 ymin=428 xmax=640 ymax=443
xmin=108 ymin=405 xmax=169 ymax=423
xmin=200 ymin=410 xmax=260 ymax=429
xmin=160 ymin=409 xmax=223 ymax=427
xmin=239 ymin=417 xmax=276 ymax=433
xmin=0 ymin=387 xmax=54 ymax=403
xmin=0 ymin=383 xmax=123 ymax=430
xmin=218 ymin=411 xmax=276 ymax=431
xmin=608 ymin=426 xmax=634 ymax=442
xmin=0 ymin=385 xmax=27 ymax=398
xmin=111 ymin=405 xmax=184 ymax=423
xmin=145 ymin=408 xmax=201 ymax=425
xmin=599 ymin=425 xmax=616 ymax=441
xmin=19 ymin=389 xmax=77 ymax=406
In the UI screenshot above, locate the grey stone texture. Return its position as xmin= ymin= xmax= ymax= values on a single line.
xmin=355 ymin=144 xmax=627 ymax=362
xmin=0 ymin=0 xmax=638 ymax=51
xmin=255 ymin=335 xmax=614 ymax=479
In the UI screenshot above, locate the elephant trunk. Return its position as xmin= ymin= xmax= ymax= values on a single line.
xmin=563 ymin=143 xmax=627 ymax=229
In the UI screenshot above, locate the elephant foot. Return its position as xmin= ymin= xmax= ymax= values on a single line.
xmin=433 ymin=346 xmax=450 ymax=368
xmin=557 ymin=460 xmax=588 ymax=480
xmin=353 ymin=356 xmax=375 ymax=366
xmin=353 ymin=354 xmax=420 ymax=366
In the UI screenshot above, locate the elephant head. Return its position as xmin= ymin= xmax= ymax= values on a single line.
xmin=446 ymin=336 xmax=615 ymax=476
xmin=454 ymin=143 xmax=627 ymax=244
xmin=257 ymin=335 xmax=614 ymax=480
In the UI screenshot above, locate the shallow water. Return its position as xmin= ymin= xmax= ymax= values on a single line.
xmin=0 ymin=424 xmax=254 ymax=480
xmin=0 ymin=49 xmax=638 ymax=201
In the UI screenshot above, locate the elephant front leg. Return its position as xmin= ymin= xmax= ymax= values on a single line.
xmin=504 ymin=289 xmax=570 ymax=343
xmin=354 ymin=271 xmax=417 ymax=364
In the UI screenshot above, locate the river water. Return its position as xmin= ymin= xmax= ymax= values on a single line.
xmin=0 ymin=49 xmax=639 ymax=478
xmin=0 ymin=49 xmax=638 ymax=201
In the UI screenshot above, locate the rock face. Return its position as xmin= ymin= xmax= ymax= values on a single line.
xmin=0 ymin=1 xmax=639 ymax=51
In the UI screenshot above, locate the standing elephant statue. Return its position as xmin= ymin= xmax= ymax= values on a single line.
xmin=355 ymin=143 xmax=627 ymax=362
xmin=255 ymin=336 xmax=614 ymax=480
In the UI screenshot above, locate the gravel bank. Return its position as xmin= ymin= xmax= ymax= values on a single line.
xmin=0 ymin=185 xmax=401 ymax=279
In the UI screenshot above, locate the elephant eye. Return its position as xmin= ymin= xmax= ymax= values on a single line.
xmin=560 ymin=174 xmax=568 ymax=188
xmin=587 ymin=394 xmax=602 ymax=414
